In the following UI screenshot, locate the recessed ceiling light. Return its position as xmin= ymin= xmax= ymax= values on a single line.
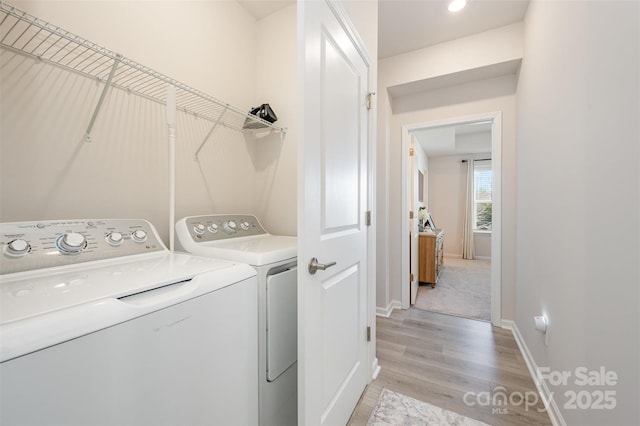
xmin=448 ymin=0 xmax=467 ymax=13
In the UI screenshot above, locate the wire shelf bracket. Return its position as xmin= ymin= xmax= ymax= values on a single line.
xmin=194 ymin=105 xmax=228 ymax=160
xmin=84 ymin=53 xmax=121 ymax=142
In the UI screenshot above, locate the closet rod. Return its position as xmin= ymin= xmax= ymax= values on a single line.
xmin=461 ymin=158 xmax=491 ymax=162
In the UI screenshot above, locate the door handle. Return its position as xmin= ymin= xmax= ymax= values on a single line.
xmin=308 ymin=257 xmax=337 ymax=275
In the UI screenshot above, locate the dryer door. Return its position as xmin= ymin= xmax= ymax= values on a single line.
xmin=266 ymin=266 xmax=297 ymax=382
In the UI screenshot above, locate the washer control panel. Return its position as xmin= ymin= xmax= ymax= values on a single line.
xmin=180 ymin=215 xmax=266 ymax=242
xmin=1 ymin=219 xmax=164 ymax=275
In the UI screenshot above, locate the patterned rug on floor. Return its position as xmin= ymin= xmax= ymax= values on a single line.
xmin=367 ymin=388 xmax=491 ymax=426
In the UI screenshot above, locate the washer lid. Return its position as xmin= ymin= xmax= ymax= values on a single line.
xmin=0 ymin=252 xmax=251 ymax=325
xmin=184 ymin=234 xmax=297 ymax=266
xmin=0 ymin=252 xmax=257 ymax=362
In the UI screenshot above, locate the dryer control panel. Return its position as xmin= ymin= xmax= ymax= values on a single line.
xmin=178 ymin=214 xmax=267 ymax=242
xmin=0 ymin=219 xmax=165 ymax=275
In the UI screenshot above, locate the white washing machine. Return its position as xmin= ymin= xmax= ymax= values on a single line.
xmin=0 ymin=219 xmax=258 ymax=426
xmin=175 ymin=214 xmax=297 ymax=426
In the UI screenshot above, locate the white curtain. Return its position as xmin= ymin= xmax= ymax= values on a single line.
xmin=462 ymin=159 xmax=475 ymax=260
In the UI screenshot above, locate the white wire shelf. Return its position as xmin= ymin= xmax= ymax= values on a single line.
xmin=0 ymin=1 xmax=285 ymax=148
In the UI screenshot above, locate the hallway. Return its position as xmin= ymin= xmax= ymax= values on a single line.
xmin=348 ymin=309 xmax=551 ymax=426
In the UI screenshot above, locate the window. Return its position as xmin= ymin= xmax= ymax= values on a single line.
xmin=474 ymin=161 xmax=492 ymax=231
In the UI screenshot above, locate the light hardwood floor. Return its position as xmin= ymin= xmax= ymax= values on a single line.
xmin=348 ymin=309 xmax=552 ymax=426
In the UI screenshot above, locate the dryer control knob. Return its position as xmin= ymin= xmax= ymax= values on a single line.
xmin=106 ymin=232 xmax=124 ymax=246
xmin=57 ymin=232 xmax=87 ymax=254
xmin=240 ymin=221 xmax=250 ymax=231
xmin=6 ymin=239 xmax=30 ymax=257
xmin=207 ymin=224 xmax=219 ymax=234
xmin=223 ymin=220 xmax=237 ymax=234
xmin=194 ymin=224 xmax=206 ymax=235
xmin=131 ymin=230 xmax=147 ymax=243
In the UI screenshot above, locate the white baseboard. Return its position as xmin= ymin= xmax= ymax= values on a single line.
xmin=376 ymin=300 xmax=401 ymax=317
xmin=371 ymin=357 xmax=381 ymax=380
xmin=375 ymin=305 xmax=392 ymax=317
xmin=443 ymin=253 xmax=491 ymax=261
xmin=501 ymin=320 xmax=566 ymax=426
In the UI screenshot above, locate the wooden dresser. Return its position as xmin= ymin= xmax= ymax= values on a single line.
xmin=418 ymin=229 xmax=444 ymax=288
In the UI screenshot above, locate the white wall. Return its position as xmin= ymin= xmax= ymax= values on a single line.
xmin=516 ymin=1 xmax=639 ymax=425
xmin=414 ymin=141 xmax=428 ymax=208
xmin=380 ymin=22 xmax=523 ymax=89
xmin=473 ymin=232 xmax=491 ymax=259
xmin=0 ymin=1 xmax=296 ymax=244
xmin=254 ymin=4 xmax=297 ymax=236
xmin=427 ymin=153 xmax=491 ymax=257
xmin=376 ymin=91 xmax=393 ymax=312
xmin=428 ymin=155 xmax=466 ymax=255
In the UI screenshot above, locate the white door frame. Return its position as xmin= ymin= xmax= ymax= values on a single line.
xmin=408 ymin=134 xmax=420 ymax=304
xmin=400 ymin=111 xmax=502 ymax=326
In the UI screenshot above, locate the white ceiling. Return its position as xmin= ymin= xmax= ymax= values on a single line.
xmin=413 ymin=121 xmax=492 ymax=157
xmin=378 ymin=0 xmax=529 ymax=59
xmin=237 ymin=0 xmax=295 ymax=20
xmin=238 ymin=0 xmax=529 ymax=59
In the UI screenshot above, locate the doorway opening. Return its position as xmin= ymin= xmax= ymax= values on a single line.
xmin=400 ymin=112 xmax=502 ymax=326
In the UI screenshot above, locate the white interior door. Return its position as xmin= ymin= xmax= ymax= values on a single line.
xmin=409 ymin=142 xmax=419 ymax=304
xmin=298 ymin=1 xmax=370 ymax=424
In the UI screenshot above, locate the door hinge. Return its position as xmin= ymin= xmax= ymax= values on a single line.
xmin=366 ymin=92 xmax=375 ymax=110
xmin=365 ymin=210 xmax=371 ymax=226
xmin=366 ymin=326 xmax=371 ymax=342
xmin=409 ymin=210 xmax=414 ymax=219
xmin=410 ymin=273 xmax=414 ymax=281
xmin=409 ymin=147 xmax=414 ymax=156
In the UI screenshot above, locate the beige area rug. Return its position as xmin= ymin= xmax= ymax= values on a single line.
xmin=367 ymin=388 xmax=491 ymax=426
xmin=414 ymin=257 xmax=491 ymax=321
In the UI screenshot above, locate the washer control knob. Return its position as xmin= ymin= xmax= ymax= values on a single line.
xmin=223 ymin=221 xmax=237 ymax=234
xmin=106 ymin=232 xmax=124 ymax=246
xmin=57 ymin=232 xmax=87 ymax=254
xmin=6 ymin=239 xmax=30 ymax=257
xmin=240 ymin=221 xmax=250 ymax=231
xmin=194 ymin=224 xmax=206 ymax=235
xmin=131 ymin=230 xmax=147 ymax=243
xmin=207 ymin=224 xmax=219 ymax=234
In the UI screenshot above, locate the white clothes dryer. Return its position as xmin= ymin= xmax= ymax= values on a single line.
xmin=175 ymin=214 xmax=297 ymax=426
xmin=0 ymin=219 xmax=258 ymax=426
